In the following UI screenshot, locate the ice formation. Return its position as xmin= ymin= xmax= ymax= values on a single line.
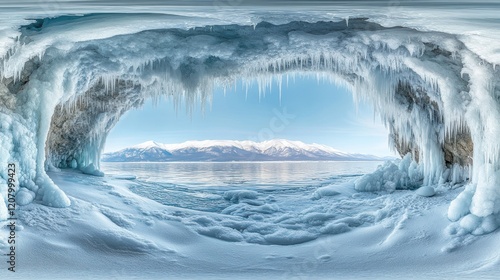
xmin=0 ymin=15 xmax=499 ymax=234
xmin=354 ymin=154 xmax=423 ymax=193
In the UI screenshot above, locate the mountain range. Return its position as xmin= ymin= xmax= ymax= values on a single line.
xmin=102 ymin=139 xmax=392 ymax=162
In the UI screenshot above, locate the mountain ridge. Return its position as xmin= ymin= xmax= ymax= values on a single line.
xmin=102 ymin=139 xmax=392 ymax=162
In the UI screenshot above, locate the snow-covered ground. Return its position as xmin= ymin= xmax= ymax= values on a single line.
xmin=1 ymin=162 xmax=499 ymax=279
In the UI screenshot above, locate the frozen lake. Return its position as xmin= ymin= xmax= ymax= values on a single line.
xmin=101 ymin=161 xmax=382 ymax=215
xmin=101 ymin=161 xmax=382 ymax=188
xmin=97 ymin=160 xmax=414 ymax=245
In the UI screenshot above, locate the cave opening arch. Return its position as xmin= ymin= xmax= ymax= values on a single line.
xmin=1 ymin=18 xmax=498 ymax=234
xmin=100 ymin=74 xmax=392 ymax=160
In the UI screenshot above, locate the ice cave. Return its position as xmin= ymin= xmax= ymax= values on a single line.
xmin=1 ymin=13 xmax=499 ymax=238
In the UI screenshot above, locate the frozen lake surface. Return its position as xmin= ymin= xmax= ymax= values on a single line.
xmin=101 ymin=161 xmax=381 ymax=188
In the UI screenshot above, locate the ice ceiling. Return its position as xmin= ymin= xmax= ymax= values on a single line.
xmin=0 ymin=6 xmax=499 ymax=234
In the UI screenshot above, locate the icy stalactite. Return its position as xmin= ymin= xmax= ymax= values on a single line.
xmin=0 ymin=17 xmax=498 ymax=233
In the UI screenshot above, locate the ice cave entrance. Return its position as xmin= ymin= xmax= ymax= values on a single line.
xmin=1 ymin=18 xmax=498 ymax=235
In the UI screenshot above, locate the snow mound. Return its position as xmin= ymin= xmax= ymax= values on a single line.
xmin=16 ymin=187 xmax=36 ymax=205
xmin=223 ymin=190 xmax=259 ymax=203
xmin=81 ymin=163 xmax=105 ymax=177
xmin=448 ymin=184 xmax=500 ymax=235
xmin=311 ymin=181 xmax=354 ymax=200
xmin=416 ymin=186 xmax=436 ymax=197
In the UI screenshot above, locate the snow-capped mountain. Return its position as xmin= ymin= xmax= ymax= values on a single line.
xmin=102 ymin=140 xmax=389 ymax=162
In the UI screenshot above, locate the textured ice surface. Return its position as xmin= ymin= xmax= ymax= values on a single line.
xmin=98 ymin=167 xmax=447 ymax=245
xmin=0 ymin=6 xmax=499 ymax=234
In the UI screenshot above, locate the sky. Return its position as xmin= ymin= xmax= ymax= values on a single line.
xmin=105 ymin=76 xmax=395 ymax=157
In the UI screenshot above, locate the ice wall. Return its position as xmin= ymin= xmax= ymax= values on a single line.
xmin=0 ymin=17 xmax=499 ymax=233
xmin=47 ymin=79 xmax=144 ymax=173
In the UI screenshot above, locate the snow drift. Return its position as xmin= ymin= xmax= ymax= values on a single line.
xmin=0 ymin=15 xmax=499 ymax=234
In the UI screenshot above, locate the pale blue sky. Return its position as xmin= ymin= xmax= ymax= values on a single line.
xmin=105 ymin=76 xmax=395 ymax=157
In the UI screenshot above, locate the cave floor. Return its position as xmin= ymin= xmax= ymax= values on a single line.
xmin=1 ymin=169 xmax=499 ymax=279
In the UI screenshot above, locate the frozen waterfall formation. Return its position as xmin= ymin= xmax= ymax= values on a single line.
xmin=0 ymin=17 xmax=499 ymax=234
